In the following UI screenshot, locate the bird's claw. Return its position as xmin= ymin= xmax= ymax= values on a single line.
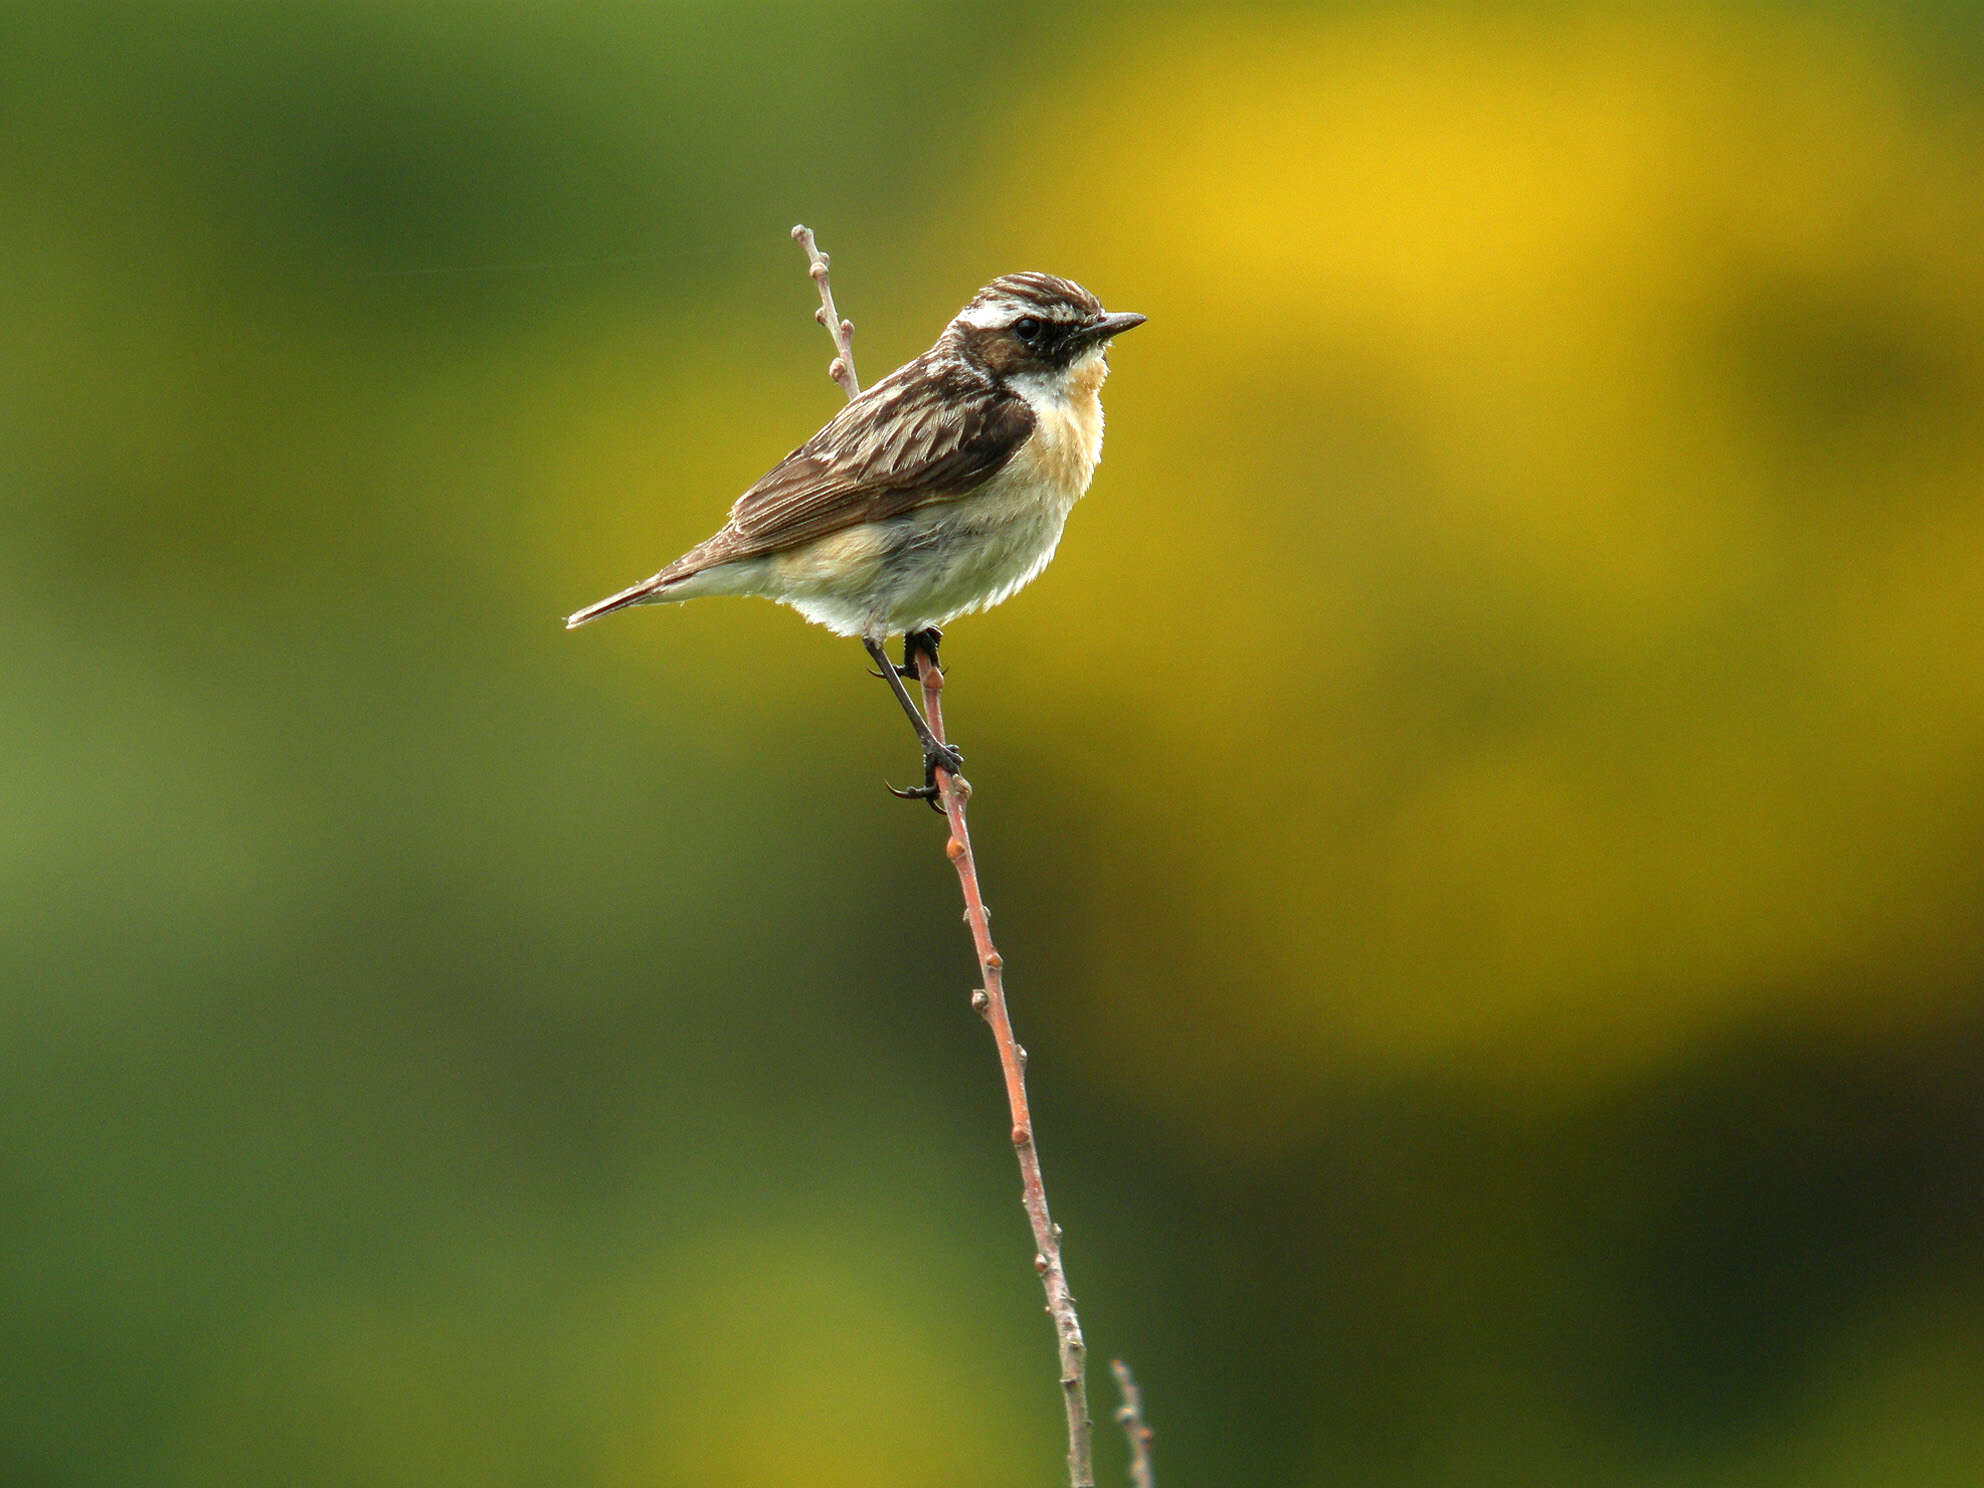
xmin=887 ymin=740 xmax=964 ymax=812
xmin=887 ymin=780 xmax=948 ymax=813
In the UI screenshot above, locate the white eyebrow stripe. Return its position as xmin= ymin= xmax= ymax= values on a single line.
xmin=955 ymin=301 xmax=1090 ymax=333
xmin=957 ymin=302 xmax=1015 ymax=331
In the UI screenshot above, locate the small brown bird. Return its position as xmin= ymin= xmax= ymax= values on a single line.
xmin=567 ymin=271 xmax=1144 ymax=798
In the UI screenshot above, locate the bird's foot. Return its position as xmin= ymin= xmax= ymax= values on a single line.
xmin=888 ymin=739 xmax=965 ymax=812
xmin=896 ymin=627 xmax=944 ymax=679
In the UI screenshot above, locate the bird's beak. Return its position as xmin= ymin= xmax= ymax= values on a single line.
xmin=1088 ymin=310 xmax=1147 ymax=343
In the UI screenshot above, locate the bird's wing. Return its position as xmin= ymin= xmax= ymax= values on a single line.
xmin=702 ymin=359 xmax=1035 ymax=564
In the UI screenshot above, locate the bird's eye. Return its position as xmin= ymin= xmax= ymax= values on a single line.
xmin=1012 ymin=316 xmax=1043 ymax=343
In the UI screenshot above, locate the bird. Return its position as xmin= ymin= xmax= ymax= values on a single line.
xmin=566 ymin=271 xmax=1145 ymax=801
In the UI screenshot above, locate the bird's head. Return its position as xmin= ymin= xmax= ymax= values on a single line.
xmin=946 ymin=273 xmax=1145 ymax=384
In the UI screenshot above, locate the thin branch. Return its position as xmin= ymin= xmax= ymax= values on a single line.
xmin=790 ymin=224 xmax=861 ymax=398
xmin=1111 ymin=1360 xmax=1155 ymax=1488
xmin=915 ymin=653 xmax=1095 ymax=1488
xmin=793 ymin=226 xmax=1095 ymax=1488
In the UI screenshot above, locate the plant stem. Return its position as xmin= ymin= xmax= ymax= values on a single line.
xmin=790 ymin=224 xmax=861 ymax=399
xmin=913 ymin=652 xmax=1095 ymax=1488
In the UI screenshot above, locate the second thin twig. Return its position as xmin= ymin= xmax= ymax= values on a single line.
xmin=1111 ymin=1359 xmax=1155 ymax=1488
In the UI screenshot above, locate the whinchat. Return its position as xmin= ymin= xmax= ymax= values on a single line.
xmin=566 ymin=271 xmax=1144 ymax=799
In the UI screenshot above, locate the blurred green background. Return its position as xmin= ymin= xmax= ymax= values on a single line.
xmin=6 ymin=1 xmax=1984 ymax=1483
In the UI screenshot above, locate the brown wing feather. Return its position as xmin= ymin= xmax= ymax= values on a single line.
xmin=695 ymin=356 xmax=1035 ymax=565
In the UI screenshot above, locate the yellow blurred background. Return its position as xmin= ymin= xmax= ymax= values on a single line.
xmin=6 ymin=2 xmax=1983 ymax=1484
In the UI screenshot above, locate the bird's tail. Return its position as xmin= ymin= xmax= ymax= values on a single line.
xmin=564 ymin=569 xmax=682 ymax=629
xmin=567 ymin=532 xmax=744 ymax=629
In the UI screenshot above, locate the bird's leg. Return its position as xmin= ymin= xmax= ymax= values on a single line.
xmin=898 ymin=626 xmax=943 ymax=679
xmin=862 ymin=637 xmax=964 ymax=807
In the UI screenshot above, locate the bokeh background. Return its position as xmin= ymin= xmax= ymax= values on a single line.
xmin=7 ymin=2 xmax=1984 ymax=1483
